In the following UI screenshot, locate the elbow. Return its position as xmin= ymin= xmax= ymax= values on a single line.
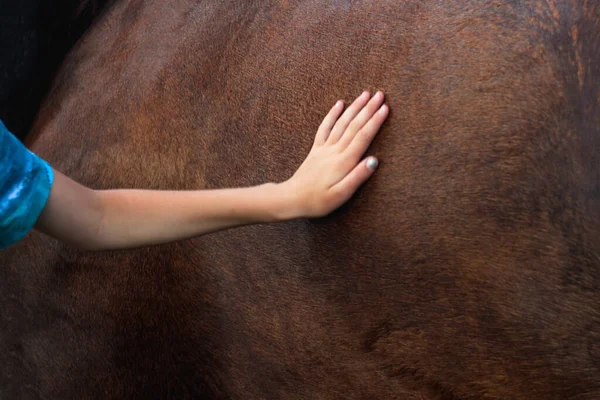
xmin=70 ymin=190 xmax=110 ymax=252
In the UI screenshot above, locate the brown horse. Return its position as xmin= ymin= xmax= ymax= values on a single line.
xmin=1 ymin=0 xmax=599 ymax=399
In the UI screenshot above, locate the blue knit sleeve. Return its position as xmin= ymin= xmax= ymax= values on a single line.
xmin=0 ymin=120 xmax=54 ymax=248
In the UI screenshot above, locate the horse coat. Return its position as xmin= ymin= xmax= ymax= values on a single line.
xmin=1 ymin=1 xmax=599 ymax=399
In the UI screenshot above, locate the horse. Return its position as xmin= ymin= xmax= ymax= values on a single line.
xmin=1 ymin=1 xmax=599 ymax=398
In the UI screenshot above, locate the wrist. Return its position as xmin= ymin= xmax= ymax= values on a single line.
xmin=267 ymin=181 xmax=304 ymax=222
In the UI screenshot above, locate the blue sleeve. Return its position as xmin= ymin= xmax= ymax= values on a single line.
xmin=0 ymin=120 xmax=54 ymax=249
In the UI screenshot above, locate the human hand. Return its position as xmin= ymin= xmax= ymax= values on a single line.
xmin=281 ymin=91 xmax=388 ymax=219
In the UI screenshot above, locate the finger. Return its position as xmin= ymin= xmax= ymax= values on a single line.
xmin=337 ymin=91 xmax=385 ymax=149
xmin=346 ymin=104 xmax=388 ymax=160
xmin=314 ymin=100 xmax=344 ymax=146
xmin=330 ymin=156 xmax=379 ymax=203
xmin=327 ymin=91 xmax=371 ymax=144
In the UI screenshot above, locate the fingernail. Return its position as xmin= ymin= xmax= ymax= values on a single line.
xmin=379 ymin=104 xmax=388 ymax=114
xmin=362 ymin=91 xmax=370 ymax=98
xmin=374 ymin=91 xmax=383 ymax=100
xmin=366 ymin=157 xmax=379 ymax=171
xmin=335 ymin=100 xmax=343 ymax=107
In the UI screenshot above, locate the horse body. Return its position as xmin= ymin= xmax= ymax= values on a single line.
xmin=1 ymin=1 xmax=599 ymax=399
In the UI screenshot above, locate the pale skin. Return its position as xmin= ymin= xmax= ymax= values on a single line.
xmin=35 ymin=91 xmax=389 ymax=251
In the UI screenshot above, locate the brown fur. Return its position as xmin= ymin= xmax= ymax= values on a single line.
xmin=2 ymin=0 xmax=600 ymax=398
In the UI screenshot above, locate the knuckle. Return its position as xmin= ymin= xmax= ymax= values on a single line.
xmin=362 ymin=124 xmax=378 ymax=137
xmin=331 ymin=182 xmax=350 ymax=200
xmin=347 ymin=119 xmax=361 ymax=133
xmin=356 ymin=128 xmax=372 ymax=141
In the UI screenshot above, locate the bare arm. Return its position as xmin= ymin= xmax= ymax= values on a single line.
xmin=35 ymin=91 xmax=388 ymax=250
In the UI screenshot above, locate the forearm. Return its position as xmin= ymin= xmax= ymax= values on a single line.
xmin=36 ymin=170 xmax=296 ymax=251
xmin=93 ymin=183 xmax=292 ymax=249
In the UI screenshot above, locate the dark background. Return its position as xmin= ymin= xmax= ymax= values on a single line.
xmin=0 ymin=0 xmax=111 ymax=140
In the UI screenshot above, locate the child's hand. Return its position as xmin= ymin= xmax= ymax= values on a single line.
xmin=282 ymin=91 xmax=388 ymax=218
